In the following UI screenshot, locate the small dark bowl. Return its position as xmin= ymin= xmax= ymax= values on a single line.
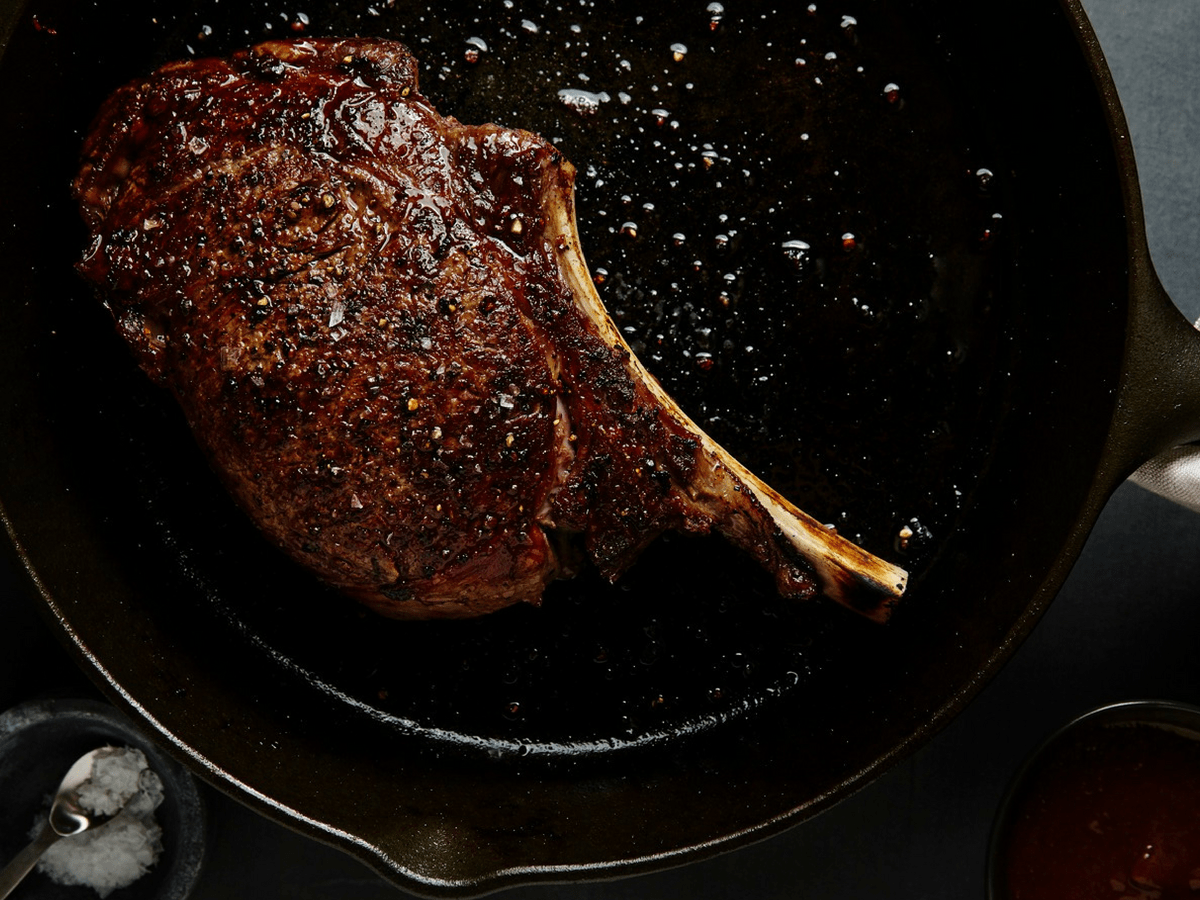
xmin=987 ymin=699 xmax=1200 ymax=899
xmin=0 ymin=697 xmax=206 ymax=900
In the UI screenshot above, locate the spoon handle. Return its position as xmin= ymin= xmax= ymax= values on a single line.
xmin=0 ymin=821 xmax=62 ymax=899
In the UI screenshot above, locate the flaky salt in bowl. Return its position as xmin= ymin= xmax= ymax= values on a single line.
xmin=36 ymin=746 xmax=167 ymax=896
xmin=0 ymin=698 xmax=206 ymax=900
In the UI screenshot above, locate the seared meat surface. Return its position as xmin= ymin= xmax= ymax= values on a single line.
xmin=74 ymin=37 xmax=906 ymax=620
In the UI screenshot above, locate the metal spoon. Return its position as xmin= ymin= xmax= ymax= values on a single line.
xmin=0 ymin=748 xmax=123 ymax=898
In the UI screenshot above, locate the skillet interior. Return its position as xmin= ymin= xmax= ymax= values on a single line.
xmin=0 ymin=0 xmax=1131 ymax=891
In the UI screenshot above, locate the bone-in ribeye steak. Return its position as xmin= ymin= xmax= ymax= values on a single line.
xmin=73 ymin=37 xmax=907 ymax=621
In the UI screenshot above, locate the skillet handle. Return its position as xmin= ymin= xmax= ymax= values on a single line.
xmin=1127 ymin=312 xmax=1200 ymax=513
xmin=1130 ymin=443 xmax=1200 ymax=514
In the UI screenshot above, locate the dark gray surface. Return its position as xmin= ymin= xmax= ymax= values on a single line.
xmin=3 ymin=1 xmax=1200 ymax=897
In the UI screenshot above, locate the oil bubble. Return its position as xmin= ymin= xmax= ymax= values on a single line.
xmin=464 ymin=36 xmax=488 ymax=63
xmin=782 ymin=239 xmax=811 ymax=269
xmin=558 ymin=88 xmax=611 ymax=116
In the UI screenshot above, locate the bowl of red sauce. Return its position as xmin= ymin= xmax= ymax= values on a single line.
xmin=988 ymin=700 xmax=1200 ymax=900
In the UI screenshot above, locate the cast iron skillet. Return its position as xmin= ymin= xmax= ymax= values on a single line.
xmin=2 ymin=0 xmax=1199 ymax=895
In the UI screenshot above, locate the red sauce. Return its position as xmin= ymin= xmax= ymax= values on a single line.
xmin=1001 ymin=720 xmax=1200 ymax=900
